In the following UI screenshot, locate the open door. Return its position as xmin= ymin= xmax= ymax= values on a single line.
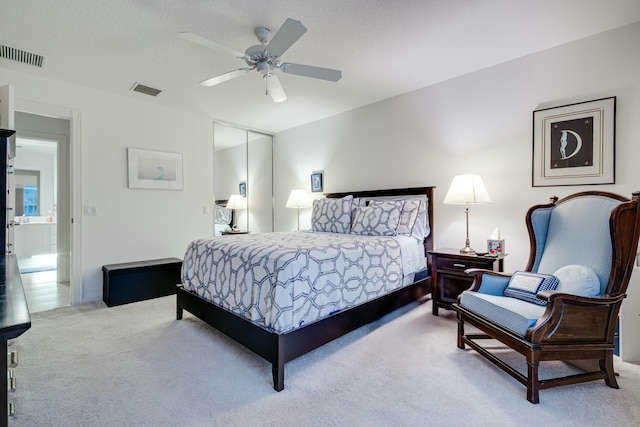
xmin=0 ymin=84 xmax=16 ymax=255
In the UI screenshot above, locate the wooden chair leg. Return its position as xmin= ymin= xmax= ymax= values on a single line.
xmin=457 ymin=315 xmax=466 ymax=349
xmin=526 ymin=358 xmax=540 ymax=404
xmin=602 ymin=353 xmax=619 ymax=388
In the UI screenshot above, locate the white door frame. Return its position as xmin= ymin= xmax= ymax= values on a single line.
xmin=15 ymin=99 xmax=83 ymax=305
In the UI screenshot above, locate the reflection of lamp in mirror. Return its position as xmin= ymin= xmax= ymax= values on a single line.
xmin=226 ymin=194 xmax=247 ymax=231
xmin=443 ymin=174 xmax=492 ymax=254
xmin=286 ymin=189 xmax=312 ymax=231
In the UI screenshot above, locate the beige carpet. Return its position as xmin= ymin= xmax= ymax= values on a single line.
xmin=8 ymin=295 xmax=640 ymax=426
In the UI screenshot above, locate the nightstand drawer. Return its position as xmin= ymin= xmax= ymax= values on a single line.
xmin=436 ymin=257 xmax=492 ymax=271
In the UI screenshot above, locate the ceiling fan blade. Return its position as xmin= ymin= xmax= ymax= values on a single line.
xmin=266 ymin=18 xmax=307 ymax=57
xmin=266 ymin=75 xmax=287 ymax=103
xmin=179 ymin=32 xmax=247 ymax=59
xmin=280 ymin=63 xmax=342 ymax=82
xmin=200 ymin=68 xmax=252 ymax=87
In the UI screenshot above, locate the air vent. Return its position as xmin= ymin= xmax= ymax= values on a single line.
xmin=130 ymin=83 xmax=162 ymax=97
xmin=0 ymin=44 xmax=47 ymax=68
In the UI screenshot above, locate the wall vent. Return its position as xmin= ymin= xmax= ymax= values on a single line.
xmin=0 ymin=44 xmax=47 ymax=68
xmin=130 ymin=83 xmax=162 ymax=97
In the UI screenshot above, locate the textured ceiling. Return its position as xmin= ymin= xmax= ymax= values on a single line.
xmin=1 ymin=0 xmax=639 ymax=133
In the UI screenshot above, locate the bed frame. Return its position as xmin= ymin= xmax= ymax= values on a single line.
xmin=176 ymin=186 xmax=435 ymax=391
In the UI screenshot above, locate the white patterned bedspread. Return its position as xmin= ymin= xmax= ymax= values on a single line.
xmin=181 ymin=231 xmax=425 ymax=334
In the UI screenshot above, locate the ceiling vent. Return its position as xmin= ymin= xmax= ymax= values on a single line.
xmin=130 ymin=83 xmax=162 ymax=97
xmin=0 ymin=44 xmax=47 ymax=68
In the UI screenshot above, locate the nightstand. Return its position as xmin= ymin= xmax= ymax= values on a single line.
xmin=221 ymin=230 xmax=249 ymax=235
xmin=428 ymin=248 xmax=506 ymax=316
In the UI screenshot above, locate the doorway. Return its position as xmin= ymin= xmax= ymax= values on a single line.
xmin=14 ymin=112 xmax=71 ymax=312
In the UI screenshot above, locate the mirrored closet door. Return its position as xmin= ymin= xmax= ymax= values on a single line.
xmin=213 ymin=122 xmax=273 ymax=234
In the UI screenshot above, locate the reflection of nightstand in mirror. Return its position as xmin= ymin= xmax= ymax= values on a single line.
xmin=221 ymin=231 xmax=249 ymax=235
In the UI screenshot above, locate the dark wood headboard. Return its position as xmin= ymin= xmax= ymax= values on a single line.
xmin=324 ymin=186 xmax=435 ymax=268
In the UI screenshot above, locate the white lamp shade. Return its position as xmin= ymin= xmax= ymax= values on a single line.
xmin=443 ymin=174 xmax=492 ymax=205
xmin=286 ymin=189 xmax=312 ymax=209
xmin=226 ymin=194 xmax=247 ymax=210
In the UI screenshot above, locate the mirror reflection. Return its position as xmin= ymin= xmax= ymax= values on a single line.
xmin=213 ymin=123 xmax=273 ymax=235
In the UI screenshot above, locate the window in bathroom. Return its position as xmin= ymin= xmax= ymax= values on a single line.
xmin=23 ymin=185 xmax=38 ymax=216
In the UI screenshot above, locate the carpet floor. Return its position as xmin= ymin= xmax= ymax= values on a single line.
xmin=8 ymin=295 xmax=640 ymax=426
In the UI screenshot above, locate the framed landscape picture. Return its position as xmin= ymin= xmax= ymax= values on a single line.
xmin=532 ymin=97 xmax=615 ymax=187
xmin=128 ymin=148 xmax=183 ymax=190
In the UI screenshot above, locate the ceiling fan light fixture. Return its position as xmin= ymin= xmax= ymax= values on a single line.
xmin=181 ymin=18 xmax=341 ymax=102
xmin=256 ymin=61 xmax=271 ymax=75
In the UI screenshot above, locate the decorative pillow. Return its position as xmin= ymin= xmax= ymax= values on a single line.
xmin=503 ymin=271 xmax=559 ymax=306
xmin=351 ymin=201 xmax=402 ymax=236
xmin=396 ymin=199 xmax=420 ymax=236
xmin=311 ymin=195 xmax=354 ymax=233
xmin=553 ymin=265 xmax=601 ymax=297
xmin=370 ymin=198 xmax=426 ymax=240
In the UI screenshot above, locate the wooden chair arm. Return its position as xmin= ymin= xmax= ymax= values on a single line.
xmin=527 ymin=292 xmax=626 ymax=344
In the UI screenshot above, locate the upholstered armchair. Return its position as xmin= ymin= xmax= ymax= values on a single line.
xmin=453 ymin=191 xmax=640 ymax=404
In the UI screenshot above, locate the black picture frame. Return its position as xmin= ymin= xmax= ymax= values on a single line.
xmin=532 ymin=97 xmax=615 ymax=187
xmin=239 ymin=181 xmax=246 ymax=197
xmin=311 ymin=172 xmax=323 ymax=192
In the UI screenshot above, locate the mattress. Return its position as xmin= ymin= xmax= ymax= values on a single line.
xmin=182 ymin=231 xmax=425 ymax=334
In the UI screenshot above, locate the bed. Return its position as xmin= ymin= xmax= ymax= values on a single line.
xmin=177 ymin=186 xmax=435 ymax=390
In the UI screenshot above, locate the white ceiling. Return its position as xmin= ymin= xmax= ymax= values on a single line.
xmin=1 ymin=0 xmax=639 ymax=134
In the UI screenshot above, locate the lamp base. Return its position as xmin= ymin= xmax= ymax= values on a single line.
xmin=460 ymin=246 xmax=476 ymax=255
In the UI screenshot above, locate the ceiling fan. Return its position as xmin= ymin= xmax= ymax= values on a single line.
xmin=180 ymin=18 xmax=342 ymax=102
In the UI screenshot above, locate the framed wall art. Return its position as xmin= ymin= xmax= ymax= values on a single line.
xmin=239 ymin=181 xmax=246 ymax=197
xmin=311 ymin=172 xmax=323 ymax=192
xmin=128 ymin=148 xmax=184 ymax=190
xmin=532 ymin=96 xmax=615 ymax=187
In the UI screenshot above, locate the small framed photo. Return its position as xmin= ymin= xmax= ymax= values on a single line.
xmin=311 ymin=172 xmax=323 ymax=192
xmin=127 ymin=148 xmax=183 ymax=190
xmin=532 ymin=97 xmax=615 ymax=187
xmin=239 ymin=181 xmax=246 ymax=197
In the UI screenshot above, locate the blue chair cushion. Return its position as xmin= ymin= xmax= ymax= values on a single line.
xmin=503 ymin=271 xmax=559 ymax=306
xmin=459 ymin=291 xmax=546 ymax=337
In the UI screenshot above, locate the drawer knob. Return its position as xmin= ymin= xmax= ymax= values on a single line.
xmin=453 ymin=263 xmax=466 ymax=268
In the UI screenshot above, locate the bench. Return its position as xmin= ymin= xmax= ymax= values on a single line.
xmin=102 ymin=258 xmax=182 ymax=307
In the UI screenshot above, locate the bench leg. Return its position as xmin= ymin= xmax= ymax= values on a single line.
xmin=457 ymin=314 xmax=466 ymax=349
xmin=526 ymin=359 xmax=540 ymax=404
xmin=602 ymin=353 xmax=619 ymax=389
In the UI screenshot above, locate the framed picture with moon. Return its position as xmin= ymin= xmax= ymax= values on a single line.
xmin=532 ymin=97 xmax=615 ymax=187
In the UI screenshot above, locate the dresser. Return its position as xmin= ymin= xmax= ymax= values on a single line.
xmin=1 ymin=129 xmax=31 ymax=426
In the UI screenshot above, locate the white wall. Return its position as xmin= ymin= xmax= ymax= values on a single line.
xmin=274 ymin=22 xmax=640 ymax=272
xmin=0 ymin=69 xmax=214 ymax=302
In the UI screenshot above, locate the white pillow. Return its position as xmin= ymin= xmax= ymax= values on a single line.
xmin=553 ymin=265 xmax=601 ymax=297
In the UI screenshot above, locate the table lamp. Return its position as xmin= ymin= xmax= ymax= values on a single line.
xmin=226 ymin=194 xmax=247 ymax=230
xmin=286 ymin=189 xmax=312 ymax=230
xmin=443 ymin=174 xmax=492 ymax=254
